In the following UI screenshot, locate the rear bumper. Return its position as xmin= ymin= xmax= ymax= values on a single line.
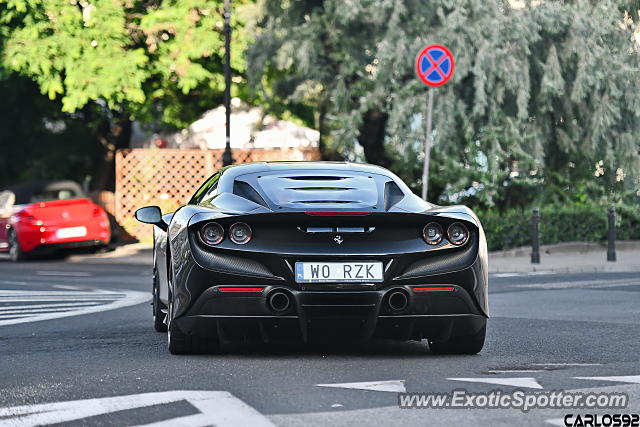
xmin=174 ymin=284 xmax=486 ymax=343
xmin=15 ymin=223 xmax=110 ymax=252
xmin=170 ymin=223 xmax=489 ymax=343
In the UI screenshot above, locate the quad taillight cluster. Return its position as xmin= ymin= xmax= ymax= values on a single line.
xmin=422 ymin=222 xmax=469 ymax=246
xmin=199 ymin=222 xmax=252 ymax=246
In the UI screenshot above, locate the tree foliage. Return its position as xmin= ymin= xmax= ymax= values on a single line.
xmin=479 ymin=202 xmax=640 ymax=251
xmin=250 ymin=0 xmax=640 ymax=209
xmin=0 ymin=0 xmax=259 ymax=189
xmin=1 ymin=0 xmax=639 ymax=209
xmin=1 ymin=0 xmax=254 ymax=128
xmin=0 ymin=74 xmax=108 ymax=187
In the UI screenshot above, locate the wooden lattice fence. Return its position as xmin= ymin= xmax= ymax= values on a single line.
xmin=115 ymin=148 xmax=321 ymax=241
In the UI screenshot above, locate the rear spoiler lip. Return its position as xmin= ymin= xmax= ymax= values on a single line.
xmin=187 ymin=209 xmax=479 ymax=229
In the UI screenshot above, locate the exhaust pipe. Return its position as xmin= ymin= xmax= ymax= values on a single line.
xmin=387 ymin=290 xmax=409 ymax=312
xmin=268 ymin=291 xmax=291 ymax=312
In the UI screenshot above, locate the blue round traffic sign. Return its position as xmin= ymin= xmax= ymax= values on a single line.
xmin=415 ymin=44 xmax=455 ymax=87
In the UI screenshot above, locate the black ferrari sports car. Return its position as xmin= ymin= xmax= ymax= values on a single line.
xmin=135 ymin=161 xmax=488 ymax=355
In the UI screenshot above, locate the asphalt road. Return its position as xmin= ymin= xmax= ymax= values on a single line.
xmin=1 ymin=252 xmax=639 ymax=426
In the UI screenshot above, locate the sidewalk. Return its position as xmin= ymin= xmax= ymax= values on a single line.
xmin=489 ymin=241 xmax=640 ymax=274
xmin=68 ymin=243 xmax=153 ymax=265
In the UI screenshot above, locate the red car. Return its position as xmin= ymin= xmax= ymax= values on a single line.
xmin=0 ymin=181 xmax=111 ymax=261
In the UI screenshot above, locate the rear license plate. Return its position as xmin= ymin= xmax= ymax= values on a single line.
xmin=295 ymin=261 xmax=384 ymax=283
xmin=56 ymin=226 xmax=87 ymax=239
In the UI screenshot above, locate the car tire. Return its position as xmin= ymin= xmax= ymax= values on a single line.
xmin=152 ymin=270 xmax=168 ymax=333
xmin=167 ymin=297 xmax=220 ymax=355
xmin=8 ymin=229 xmax=27 ymax=262
xmin=166 ymin=262 xmax=220 ymax=355
xmin=429 ymin=324 xmax=486 ymax=355
xmin=167 ymin=293 xmax=190 ymax=354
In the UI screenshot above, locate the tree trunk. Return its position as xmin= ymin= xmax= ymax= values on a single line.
xmin=95 ymin=113 xmax=132 ymax=191
xmin=358 ymin=109 xmax=391 ymax=167
xmin=317 ymin=102 xmax=327 ymax=156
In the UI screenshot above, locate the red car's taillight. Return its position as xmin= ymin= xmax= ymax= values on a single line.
xmin=92 ymin=206 xmax=110 ymax=228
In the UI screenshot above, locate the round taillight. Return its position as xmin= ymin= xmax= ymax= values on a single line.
xmin=447 ymin=222 xmax=469 ymax=246
xmin=199 ymin=222 xmax=224 ymax=246
xmin=422 ymin=222 xmax=443 ymax=245
xmin=229 ymin=222 xmax=252 ymax=245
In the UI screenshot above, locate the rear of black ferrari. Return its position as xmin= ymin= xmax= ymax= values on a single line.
xmin=169 ymin=167 xmax=488 ymax=355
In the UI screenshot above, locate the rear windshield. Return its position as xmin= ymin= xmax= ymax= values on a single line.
xmin=9 ymin=182 xmax=85 ymax=205
xmin=28 ymin=188 xmax=82 ymax=203
xmin=239 ymin=171 xmax=383 ymax=209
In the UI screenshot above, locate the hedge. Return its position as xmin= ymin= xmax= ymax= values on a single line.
xmin=476 ymin=204 xmax=640 ymax=252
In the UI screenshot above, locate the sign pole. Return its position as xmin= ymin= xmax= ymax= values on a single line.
xmin=222 ymin=0 xmax=233 ymax=166
xmin=422 ymin=89 xmax=434 ymax=201
xmin=415 ymin=44 xmax=454 ymax=201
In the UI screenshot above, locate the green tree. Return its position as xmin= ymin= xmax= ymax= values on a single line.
xmin=250 ymin=0 xmax=640 ymax=208
xmin=0 ymin=73 xmax=109 ymax=188
xmin=1 ymin=0 xmax=254 ymax=188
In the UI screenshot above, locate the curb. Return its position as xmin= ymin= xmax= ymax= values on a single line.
xmin=489 ymin=241 xmax=640 ymax=274
xmin=489 ymin=263 xmax=640 ymax=274
xmin=490 ymin=241 xmax=640 ymax=258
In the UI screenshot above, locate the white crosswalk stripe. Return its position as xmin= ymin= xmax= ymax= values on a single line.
xmin=0 ymin=390 xmax=275 ymax=427
xmin=0 ymin=289 xmax=149 ymax=326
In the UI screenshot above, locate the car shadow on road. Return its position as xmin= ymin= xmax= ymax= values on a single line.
xmin=214 ymin=339 xmax=469 ymax=359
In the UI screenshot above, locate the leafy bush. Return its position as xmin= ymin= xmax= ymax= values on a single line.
xmin=477 ymin=204 xmax=640 ymax=252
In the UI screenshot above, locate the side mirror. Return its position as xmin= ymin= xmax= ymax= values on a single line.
xmin=134 ymin=206 xmax=167 ymax=231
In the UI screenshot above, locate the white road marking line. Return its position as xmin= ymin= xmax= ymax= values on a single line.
xmin=0 ymin=289 xmax=149 ymax=327
xmin=448 ymin=377 xmax=544 ymax=389
xmin=0 ymin=302 xmax=99 ymax=311
xmin=0 ymin=314 xmax=32 ymax=320
xmin=0 ymin=293 xmax=124 ymax=299
xmin=574 ymin=375 xmax=640 ymax=384
xmin=35 ymin=271 xmax=93 ymax=277
xmin=487 ymin=370 xmax=545 ymax=373
xmin=0 ymin=280 xmax=29 ymax=286
xmin=545 ymin=419 xmax=565 ymax=426
xmin=0 ymin=297 xmax=121 ymax=303
xmin=0 ymin=290 xmax=127 ymax=304
xmin=316 ymin=380 xmax=406 ymax=393
xmin=492 ymin=273 xmax=521 ymax=278
xmin=52 ymin=285 xmax=84 ymax=290
xmin=0 ymin=306 xmax=100 ymax=316
xmin=0 ymin=293 xmax=123 ymax=297
xmin=0 ymin=290 xmax=122 ymax=296
xmin=532 ymin=363 xmax=602 ymax=367
xmin=0 ymin=390 xmax=275 ymax=427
